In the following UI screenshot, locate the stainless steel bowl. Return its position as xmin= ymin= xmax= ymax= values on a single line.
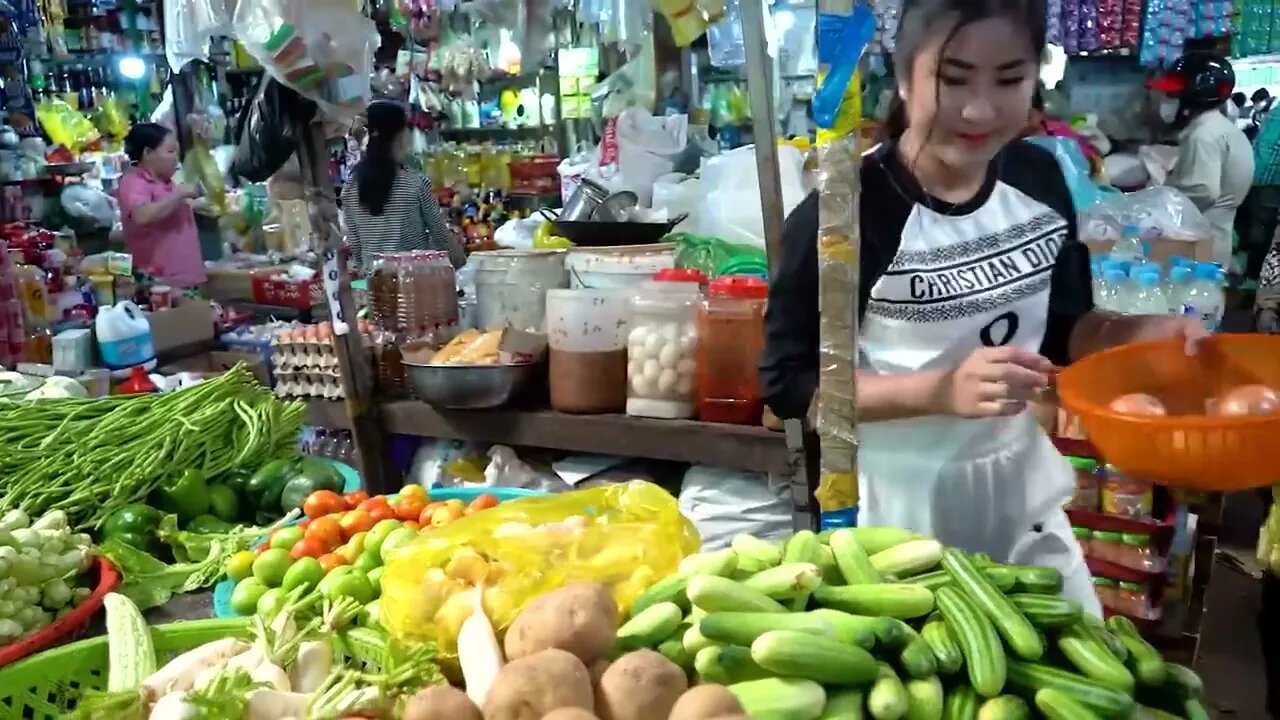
xmin=401 ymin=362 xmax=535 ymax=409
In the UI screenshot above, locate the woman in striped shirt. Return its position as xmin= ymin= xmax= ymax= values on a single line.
xmin=341 ymin=101 xmax=465 ymax=271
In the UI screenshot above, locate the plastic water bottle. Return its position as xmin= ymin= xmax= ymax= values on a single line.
xmin=1100 ymin=267 xmax=1129 ymax=311
xmin=1183 ymin=263 xmax=1226 ymax=331
xmin=1111 ymin=223 xmax=1146 ymax=264
xmin=1166 ymin=265 xmax=1193 ymax=314
xmin=1131 ymin=271 xmax=1168 ymax=315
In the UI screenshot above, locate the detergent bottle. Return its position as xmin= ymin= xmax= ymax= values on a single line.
xmin=94 ymin=301 xmax=156 ymax=371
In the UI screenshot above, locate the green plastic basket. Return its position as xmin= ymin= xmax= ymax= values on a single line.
xmin=0 ymin=617 xmax=391 ymax=719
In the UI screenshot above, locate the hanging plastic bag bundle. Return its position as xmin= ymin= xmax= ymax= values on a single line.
xmin=380 ymin=480 xmax=699 ymax=657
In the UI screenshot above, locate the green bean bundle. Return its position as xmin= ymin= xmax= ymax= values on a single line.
xmin=0 ymin=366 xmax=306 ymax=529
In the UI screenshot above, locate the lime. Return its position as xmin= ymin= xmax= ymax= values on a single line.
xmin=363 ymin=520 xmax=401 ymax=558
xmin=323 ymin=571 xmax=375 ymax=605
xmin=282 ymin=557 xmax=324 ymax=593
xmin=345 ymin=531 xmax=369 ymax=558
xmin=379 ymin=527 xmax=417 ymax=564
xmin=270 ymin=526 xmax=305 ymax=551
xmin=317 ymin=565 xmax=354 ymax=595
xmin=225 ymin=550 xmax=256 ymax=582
xmin=367 ymin=566 xmax=384 ymax=595
xmin=257 ymin=587 xmax=288 ymax=617
xmin=359 ymin=599 xmax=382 ymax=628
xmin=229 ymin=577 xmax=267 ymax=616
xmin=353 ymin=550 xmax=381 ymax=575
xmin=207 ymin=484 xmax=241 ymax=523
xmin=252 ymin=548 xmax=293 ymax=587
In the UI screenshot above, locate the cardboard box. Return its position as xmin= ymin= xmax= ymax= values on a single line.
xmin=158 ymin=350 xmax=270 ymax=385
xmin=146 ymin=297 xmax=215 ymax=357
xmin=1084 ymin=237 xmax=1215 ymax=266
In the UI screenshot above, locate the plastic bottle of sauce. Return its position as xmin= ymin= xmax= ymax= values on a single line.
xmin=696 ymin=275 xmax=768 ymax=424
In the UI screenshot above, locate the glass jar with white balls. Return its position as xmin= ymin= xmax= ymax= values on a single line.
xmin=625 ymin=280 xmax=702 ymax=419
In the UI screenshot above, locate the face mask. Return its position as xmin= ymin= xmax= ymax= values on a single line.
xmin=1159 ymin=100 xmax=1180 ymax=123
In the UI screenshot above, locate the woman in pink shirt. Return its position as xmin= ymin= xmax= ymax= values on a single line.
xmin=117 ymin=123 xmax=207 ymax=289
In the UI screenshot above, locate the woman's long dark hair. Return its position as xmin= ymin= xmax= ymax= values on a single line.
xmin=356 ymin=101 xmax=409 ymax=216
xmin=880 ymin=0 xmax=1047 ymax=141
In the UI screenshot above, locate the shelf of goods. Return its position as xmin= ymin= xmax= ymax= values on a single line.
xmin=1051 ymin=434 xmax=1218 ymax=666
xmin=306 ymin=399 xmax=813 ymax=529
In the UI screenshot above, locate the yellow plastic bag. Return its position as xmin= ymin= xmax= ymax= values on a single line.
xmin=381 ymin=481 xmax=699 ymax=655
xmin=35 ymin=98 xmax=100 ymax=152
xmin=184 ymin=137 xmax=227 ymax=215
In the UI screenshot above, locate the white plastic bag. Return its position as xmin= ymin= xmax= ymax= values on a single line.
xmin=164 ymin=0 xmax=234 ymax=72
xmin=585 ymin=107 xmax=688 ymax=207
xmin=1079 ymin=185 xmax=1214 ymax=244
xmin=679 ymin=466 xmax=793 ymax=550
xmin=651 ymin=173 xmax=700 ymax=232
xmin=557 ymin=143 xmax=594 ymax=205
xmin=697 ymin=143 xmax=807 ymax=247
xmin=232 ymin=0 xmax=379 ymax=120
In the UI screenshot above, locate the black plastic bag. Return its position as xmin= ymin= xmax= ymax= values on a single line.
xmin=231 ymin=76 xmax=318 ymax=182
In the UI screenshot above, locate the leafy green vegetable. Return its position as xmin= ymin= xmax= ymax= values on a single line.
xmin=186 ymin=667 xmax=262 ymax=720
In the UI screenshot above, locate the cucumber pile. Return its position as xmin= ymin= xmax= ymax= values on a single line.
xmin=617 ymin=527 xmax=1207 ymax=720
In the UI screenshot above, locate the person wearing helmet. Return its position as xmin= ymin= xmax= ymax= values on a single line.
xmin=1148 ymin=52 xmax=1254 ymax=269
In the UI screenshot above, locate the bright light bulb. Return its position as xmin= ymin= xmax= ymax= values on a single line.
xmin=118 ymin=56 xmax=146 ymax=80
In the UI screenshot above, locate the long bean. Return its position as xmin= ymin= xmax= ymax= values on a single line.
xmin=0 ymin=366 xmax=306 ymax=529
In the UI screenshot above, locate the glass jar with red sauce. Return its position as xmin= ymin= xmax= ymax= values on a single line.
xmin=696 ymin=275 xmax=768 ymax=425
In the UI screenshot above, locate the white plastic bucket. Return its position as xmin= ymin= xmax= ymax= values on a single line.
xmin=470 ymin=249 xmax=568 ymax=333
xmin=95 ymin=301 xmax=156 ymax=371
xmin=565 ymin=244 xmax=676 ymax=289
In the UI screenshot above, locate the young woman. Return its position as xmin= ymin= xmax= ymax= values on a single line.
xmin=760 ymin=0 xmax=1207 ymax=611
xmin=340 ymin=101 xmax=465 ymax=272
xmin=117 ymin=123 xmax=207 ymax=289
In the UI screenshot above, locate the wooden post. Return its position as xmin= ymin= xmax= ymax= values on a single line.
xmin=293 ymin=116 xmax=394 ymax=494
xmin=813 ymin=0 xmax=864 ymax=520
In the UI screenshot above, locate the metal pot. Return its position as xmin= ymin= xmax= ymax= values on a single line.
xmin=559 ymin=178 xmax=611 ymax=222
xmin=591 ymin=191 xmax=639 ymax=222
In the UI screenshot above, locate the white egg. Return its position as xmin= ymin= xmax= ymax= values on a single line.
xmin=627 ymin=360 xmax=644 ymax=379
xmin=657 ymin=342 xmax=682 ymax=369
xmin=678 ymin=333 xmax=698 ymax=356
xmin=643 ymin=359 xmax=662 ymax=382
xmin=676 ymin=358 xmax=697 ymax=376
xmin=681 ymin=321 xmax=698 ymax=338
xmin=643 ymin=331 xmax=665 ymax=356
xmin=676 ymin=374 xmax=695 ymax=395
xmin=657 ymin=368 xmax=679 ymax=394
xmin=627 ymin=326 xmax=648 ymax=347
xmin=661 ymin=322 xmax=682 ymax=343
xmin=631 ymin=374 xmax=653 ymax=395
xmin=629 ymin=344 xmax=648 ymax=361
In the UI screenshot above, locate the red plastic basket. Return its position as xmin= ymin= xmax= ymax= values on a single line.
xmin=1056 ymin=334 xmax=1280 ymax=492
xmin=0 ymin=557 xmax=120 ymax=668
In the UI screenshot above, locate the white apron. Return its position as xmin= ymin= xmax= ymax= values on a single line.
xmin=857 ymin=183 xmax=1100 ymax=615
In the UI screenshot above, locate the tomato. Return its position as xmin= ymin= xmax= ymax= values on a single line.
xmin=402 ymin=520 xmax=421 ymax=531
xmin=399 ymin=484 xmax=428 ymax=501
xmin=298 ymin=519 xmax=311 ymax=530
xmin=430 ymin=504 xmax=466 ymax=527
xmin=290 ymin=536 xmax=327 ymax=560
xmin=318 ymin=552 xmax=350 ymax=574
xmin=306 ymin=516 xmax=343 ymax=550
xmin=338 ymin=509 xmax=376 ymax=540
xmin=225 ymin=550 xmax=256 ymax=582
xmin=252 ymin=549 xmax=293 ymax=588
xmin=394 ymin=496 xmax=427 ymax=522
xmin=418 ymin=502 xmax=442 ymax=525
xmin=304 ymin=490 xmax=346 ymax=519
xmin=467 ymin=493 xmax=500 ymax=513
xmin=343 ymin=490 xmax=370 ymax=510
xmin=358 ymin=496 xmax=390 ymax=513
xmin=367 ymin=504 xmax=398 ymax=523
xmin=270 ymin=526 xmax=304 ymax=551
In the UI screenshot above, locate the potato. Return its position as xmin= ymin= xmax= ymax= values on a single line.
xmin=504 ymin=583 xmax=619 ymax=665
xmin=541 ymin=710 xmax=601 ymax=720
xmin=404 ymin=686 xmax=482 ymax=720
xmin=483 ymin=648 xmax=594 ymax=720
xmin=595 ymin=650 xmax=688 ymax=720
xmin=668 ymin=685 xmax=744 ymax=720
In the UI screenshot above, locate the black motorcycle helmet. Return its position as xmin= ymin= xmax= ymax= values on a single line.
xmin=1146 ymin=53 xmax=1236 ymax=115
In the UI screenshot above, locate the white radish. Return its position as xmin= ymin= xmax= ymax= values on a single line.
xmin=189 ymin=661 xmax=228 ymax=693
xmin=456 ymin=588 xmax=504 ymax=708
xmin=289 ymin=640 xmax=333 ymax=694
xmin=244 ymin=689 xmax=309 ymax=720
xmin=225 ymin=646 xmax=267 ymax=674
xmin=141 ymin=638 xmax=248 ymax=699
xmin=148 ymin=692 xmax=198 ymax=720
xmin=249 ymin=662 xmax=292 ymax=691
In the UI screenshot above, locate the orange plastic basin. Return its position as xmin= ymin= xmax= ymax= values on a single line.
xmin=1056 ymin=334 xmax=1280 ymax=492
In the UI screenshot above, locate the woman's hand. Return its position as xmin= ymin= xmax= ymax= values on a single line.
xmin=932 ymin=346 xmax=1054 ymax=418
xmin=1122 ymin=315 xmax=1210 ymax=355
xmin=176 ymin=184 xmax=202 ymax=200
